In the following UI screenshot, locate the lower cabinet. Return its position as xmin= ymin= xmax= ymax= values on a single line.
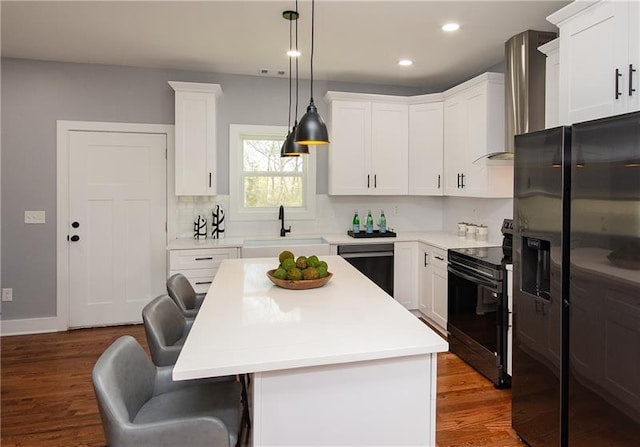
xmin=393 ymin=242 xmax=419 ymax=309
xmin=168 ymin=247 xmax=239 ymax=294
xmin=419 ymin=243 xmax=448 ymax=330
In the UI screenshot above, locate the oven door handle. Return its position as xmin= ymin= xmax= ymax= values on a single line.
xmin=340 ymin=251 xmax=393 ymax=259
xmin=448 ymin=265 xmax=501 ymax=292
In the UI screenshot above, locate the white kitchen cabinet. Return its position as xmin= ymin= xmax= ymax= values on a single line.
xmin=169 ymin=81 xmax=222 ymax=196
xmin=418 ymin=243 xmax=432 ymax=317
xmin=393 ymin=242 xmax=419 ymax=310
xmin=418 ymin=244 xmax=448 ymax=331
xmin=408 ymin=98 xmax=444 ymax=196
xmin=168 ymin=247 xmax=238 ymax=294
xmin=538 ymin=38 xmax=560 ymax=128
xmin=429 ymin=250 xmax=448 ymax=330
xmin=442 ymin=73 xmax=513 ymax=198
xmin=549 ymin=0 xmax=640 ymax=124
xmin=325 ymin=92 xmax=408 ymax=195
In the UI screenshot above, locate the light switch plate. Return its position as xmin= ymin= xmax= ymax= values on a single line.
xmin=25 ymin=210 xmax=46 ymax=224
xmin=2 ymin=288 xmax=12 ymax=302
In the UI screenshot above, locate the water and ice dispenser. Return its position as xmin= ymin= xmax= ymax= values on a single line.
xmin=520 ymin=237 xmax=551 ymax=300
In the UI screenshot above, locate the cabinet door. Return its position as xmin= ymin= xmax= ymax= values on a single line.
xmin=462 ymin=85 xmax=488 ymax=196
xmin=408 ymin=102 xmax=444 ymax=195
xmin=443 ymin=96 xmax=467 ymax=196
xmin=418 ymin=244 xmax=432 ymax=316
xmin=173 ymin=89 xmax=218 ymax=196
xmin=430 ymin=264 xmax=448 ymax=330
xmin=559 ymin=0 xmax=630 ymax=124
xmin=371 ymin=102 xmax=409 ymax=195
xmin=393 ymin=242 xmax=418 ymax=310
xmin=328 ymin=101 xmax=371 ymax=195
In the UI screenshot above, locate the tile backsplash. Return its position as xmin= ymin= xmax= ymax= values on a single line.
xmin=173 ymin=194 xmax=512 ymax=245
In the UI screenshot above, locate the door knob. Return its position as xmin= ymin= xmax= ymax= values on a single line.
xmin=72 ymin=221 xmax=80 ymax=228
xmin=70 ymin=235 xmax=80 ymax=242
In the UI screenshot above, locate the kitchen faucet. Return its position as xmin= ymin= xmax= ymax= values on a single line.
xmin=279 ymin=205 xmax=291 ymax=237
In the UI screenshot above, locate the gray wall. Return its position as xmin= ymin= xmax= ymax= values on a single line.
xmin=0 ymin=57 xmax=421 ymax=321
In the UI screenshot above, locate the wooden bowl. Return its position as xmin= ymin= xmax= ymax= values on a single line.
xmin=266 ymin=269 xmax=333 ymax=290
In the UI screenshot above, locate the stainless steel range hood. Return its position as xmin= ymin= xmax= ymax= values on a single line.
xmin=485 ymin=30 xmax=557 ymax=160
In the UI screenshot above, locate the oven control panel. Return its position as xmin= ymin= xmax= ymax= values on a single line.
xmin=501 ymin=219 xmax=514 ymax=235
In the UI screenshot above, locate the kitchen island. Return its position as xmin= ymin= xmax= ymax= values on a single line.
xmin=173 ymin=255 xmax=448 ymax=446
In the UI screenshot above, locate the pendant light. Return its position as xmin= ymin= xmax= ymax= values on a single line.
xmin=281 ymin=8 xmax=309 ymax=157
xmin=295 ymin=0 xmax=329 ymax=145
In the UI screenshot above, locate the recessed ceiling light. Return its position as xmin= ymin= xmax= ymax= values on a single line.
xmin=287 ymin=49 xmax=301 ymax=58
xmin=442 ymin=23 xmax=460 ymax=32
xmin=398 ymin=59 xmax=413 ymax=67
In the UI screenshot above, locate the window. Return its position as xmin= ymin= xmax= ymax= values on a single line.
xmin=229 ymin=124 xmax=316 ymax=221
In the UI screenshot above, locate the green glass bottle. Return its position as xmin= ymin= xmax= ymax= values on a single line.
xmin=352 ymin=211 xmax=360 ymax=233
xmin=366 ymin=210 xmax=374 ymax=234
xmin=379 ymin=210 xmax=387 ymax=233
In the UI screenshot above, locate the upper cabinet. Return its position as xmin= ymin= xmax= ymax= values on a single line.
xmin=169 ymin=81 xmax=222 ymax=196
xmin=538 ymin=38 xmax=560 ymax=128
xmin=548 ymin=0 xmax=640 ymax=124
xmin=443 ymin=73 xmax=513 ymax=198
xmin=408 ymin=97 xmax=444 ymax=196
xmin=325 ymin=92 xmax=408 ymax=195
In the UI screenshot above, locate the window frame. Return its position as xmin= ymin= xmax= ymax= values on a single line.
xmin=229 ymin=124 xmax=316 ymax=221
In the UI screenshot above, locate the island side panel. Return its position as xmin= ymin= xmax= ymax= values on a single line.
xmin=252 ymin=353 xmax=435 ymax=446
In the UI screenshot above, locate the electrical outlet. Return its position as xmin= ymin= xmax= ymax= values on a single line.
xmin=25 ymin=210 xmax=46 ymax=224
xmin=2 ymin=288 xmax=13 ymax=302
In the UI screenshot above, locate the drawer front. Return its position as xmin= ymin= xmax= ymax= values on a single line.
xmin=430 ymin=247 xmax=448 ymax=269
xmin=169 ymin=268 xmax=218 ymax=294
xmin=169 ymin=248 xmax=238 ymax=270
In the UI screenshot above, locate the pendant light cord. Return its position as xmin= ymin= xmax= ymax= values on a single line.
xmin=294 ymin=0 xmax=299 ymax=123
xmin=287 ymin=16 xmax=293 ymax=130
xmin=310 ymin=0 xmax=315 ymax=103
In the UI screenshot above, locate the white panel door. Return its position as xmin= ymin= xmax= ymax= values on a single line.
xmin=408 ymin=102 xmax=444 ymax=196
xmin=328 ymin=101 xmax=371 ymax=195
xmin=371 ymin=102 xmax=409 ymax=195
xmin=68 ymin=131 xmax=166 ymax=327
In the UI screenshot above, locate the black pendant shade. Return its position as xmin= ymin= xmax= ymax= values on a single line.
xmin=295 ymin=0 xmax=329 ymax=146
xmin=281 ymin=7 xmax=308 ymax=157
xmin=281 ymin=124 xmax=309 ymax=156
xmin=295 ymin=100 xmax=329 ymax=145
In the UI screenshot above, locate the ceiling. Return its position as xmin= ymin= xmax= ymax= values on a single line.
xmin=1 ymin=0 xmax=569 ymax=91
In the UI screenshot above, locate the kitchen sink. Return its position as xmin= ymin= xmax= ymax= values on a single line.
xmin=241 ymin=237 xmax=330 ymax=258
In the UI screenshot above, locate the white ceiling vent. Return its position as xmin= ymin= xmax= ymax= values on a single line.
xmin=259 ymin=68 xmax=286 ymax=76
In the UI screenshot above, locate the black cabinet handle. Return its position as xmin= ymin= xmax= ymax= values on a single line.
xmin=437 ymin=174 xmax=441 ymax=189
xmin=195 ymin=257 xmax=213 ymax=261
xmin=209 ymin=172 xmax=212 ymax=188
xmin=195 ymin=281 xmax=212 ymax=285
xmin=374 ymin=174 xmax=377 ymax=188
xmin=424 ymin=252 xmax=428 ymax=267
xmin=435 ymin=256 xmax=445 ymax=261
xmin=615 ymin=68 xmax=622 ymax=99
xmin=630 ymin=64 xmax=637 ymax=96
xmin=461 ymin=173 xmax=466 ymax=189
xmin=367 ymin=174 xmax=370 ymax=188
xmin=70 ymin=235 xmax=80 ymax=242
xmin=457 ymin=173 xmax=461 ymax=188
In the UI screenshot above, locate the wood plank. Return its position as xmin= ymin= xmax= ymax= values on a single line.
xmin=1 ymin=324 xmax=524 ymax=446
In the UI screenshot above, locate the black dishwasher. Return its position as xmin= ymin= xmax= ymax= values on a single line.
xmin=337 ymin=244 xmax=394 ymax=296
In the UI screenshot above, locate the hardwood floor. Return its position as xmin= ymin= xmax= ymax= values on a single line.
xmin=1 ymin=325 xmax=523 ymax=446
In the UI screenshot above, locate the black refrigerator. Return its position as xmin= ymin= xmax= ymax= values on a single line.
xmin=512 ymin=111 xmax=640 ymax=446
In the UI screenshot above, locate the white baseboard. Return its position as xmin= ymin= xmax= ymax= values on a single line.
xmin=0 ymin=316 xmax=66 ymax=336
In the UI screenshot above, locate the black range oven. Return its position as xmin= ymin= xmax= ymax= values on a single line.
xmin=447 ymin=220 xmax=513 ymax=388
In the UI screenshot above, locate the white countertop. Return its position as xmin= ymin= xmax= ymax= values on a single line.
xmin=173 ymin=255 xmax=448 ymax=380
xmin=167 ymin=231 xmax=499 ymax=251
